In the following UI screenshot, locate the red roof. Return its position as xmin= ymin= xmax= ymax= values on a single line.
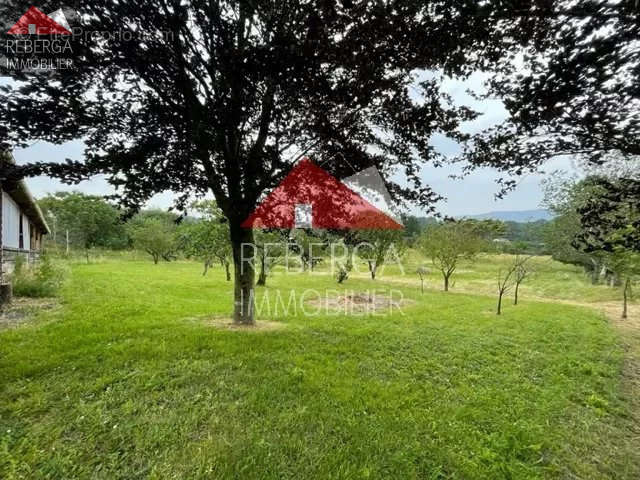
xmin=7 ymin=7 xmax=71 ymax=35
xmin=242 ymin=158 xmax=403 ymax=230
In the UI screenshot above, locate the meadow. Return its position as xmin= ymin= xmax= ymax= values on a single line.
xmin=1 ymin=254 xmax=638 ymax=479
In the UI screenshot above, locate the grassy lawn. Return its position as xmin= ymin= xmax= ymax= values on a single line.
xmin=1 ymin=259 xmax=638 ymax=478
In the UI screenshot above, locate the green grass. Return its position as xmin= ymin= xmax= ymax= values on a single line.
xmin=346 ymin=250 xmax=636 ymax=304
xmin=1 ymin=258 xmax=638 ymax=478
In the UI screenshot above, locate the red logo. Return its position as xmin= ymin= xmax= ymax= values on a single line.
xmin=7 ymin=6 xmax=72 ymax=35
xmin=242 ymin=158 xmax=403 ymax=230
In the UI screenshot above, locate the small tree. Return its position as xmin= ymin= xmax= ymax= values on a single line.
xmin=254 ymin=230 xmax=286 ymax=286
xmin=496 ymin=262 xmax=518 ymax=315
xmin=357 ymin=229 xmax=405 ymax=280
xmin=418 ymin=222 xmax=484 ymax=292
xmin=326 ymin=231 xmax=359 ymax=284
xmin=180 ymin=201 xmax=232 ymax=279
xmin=513 ymin=255 xmax=533 ymax=305
xmin=607 ymin=249 xmax=640 ymax=320
xmin=416 ymin=266 xmax=428 ymax=294
xmin=128 ymin=213 xmax=178 ymax=264
xmin=292 ymin=230 xmax=325 ymax=272
xmin=335 ymin=250 xmax=353 ymax=284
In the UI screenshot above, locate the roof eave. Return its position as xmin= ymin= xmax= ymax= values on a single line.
xmin=1 ymin=151 xmax=51 ymax=234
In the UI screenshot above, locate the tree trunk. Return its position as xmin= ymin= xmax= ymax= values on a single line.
xmin=443 ymin=274 xmax=449 ymax=292
xmin=230 ymin=223 xmax=255 ymax=325
xmin=370 ymin=262 xmax=376 ymax=280
xmin=497 ymin=292 xmax=503 ymax=315
xmin=420 ymin=278 xmax=424 ymax=294
xmin=256 ymin=255 xmax=267 ymax=286
xmin=622 ymin=277 xmax=630 ymax=319
xmin=514 ymin=282 xmax=520 ymax=305
xmin=225 ymin=261 xmax=231 ymax=281
xmin=202 ymin=259 xmax=211 ymax=276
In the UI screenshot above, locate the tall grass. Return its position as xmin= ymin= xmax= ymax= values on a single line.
xmin=11 ymin=254 xmax=68 ymax=298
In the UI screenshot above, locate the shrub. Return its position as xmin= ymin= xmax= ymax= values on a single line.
xmin=11 ymin=254 xmax=68 ymax=298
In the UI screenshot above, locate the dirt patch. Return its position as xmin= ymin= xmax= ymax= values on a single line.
xmin=306 ymin=292 xmax=414 ymax=314
xmin=198 ymin=317 xmax=286 ymax=331
xmin=0 ymin=297 xmax=59 ymax=330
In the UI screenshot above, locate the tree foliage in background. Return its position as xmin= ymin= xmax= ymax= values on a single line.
xmin=179 ymin=201 xmax=232 ymax=279
xmin=460 ymin=2 xmax=639 ymax=255
xmin=575 ymin=177 xmax=640 ymax=255
xmin=543 ymin=171 xmax=640 ymax=317
xmin=542 ymin=176 xmax=607 ymax=281
xmin=127 ymin=211 xmax=179 ymax=264
xmin=254 ymin=230 xmax=287 ymax=286
xmin=291 ymin=230 xmax=325 ymax=273
xmin=38 ymin=192 xmax=127 ymax=255
xmin=460 ymin=219 xmax=506 ymax=241
xmin=357 ymin=229 xmax=405 ymax=280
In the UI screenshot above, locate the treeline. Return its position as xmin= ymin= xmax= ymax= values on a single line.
xmin=38 ymin=192 xmax=205 ymax=262
xmin=401 ymin=214 xmax=548 ymax=253
xmin=39 ymin=192 xmax=547 ymax=260
xmin=37 ymin=191 xmax=537 ymax=291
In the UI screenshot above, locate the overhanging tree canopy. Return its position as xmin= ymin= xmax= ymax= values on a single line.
xmin=461 ymin=0 xmax=639 ymax=184
xmin=0 ymin=0 xmax=555 ymax=323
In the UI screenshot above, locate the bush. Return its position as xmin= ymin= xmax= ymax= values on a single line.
xmin=11 ymin=254 xmax=68 ymax=298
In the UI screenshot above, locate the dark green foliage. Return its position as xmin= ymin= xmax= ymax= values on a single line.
xmin=127 ymin=211 xmax=179 ymax=264
xmin=462 ymin=2 xmax=639 ymax=180
xmin=38 ymin=192 xmax=127 ymax=251
xmin=418 ymin=221 xmax=485 ymax=291
xmin=503 ymin=220 xmax=548 ymax=253
xmin=575 ymin=177 xmax=640 ymax=254
xmin=356 ymin=229 xmax=406 ymax=280
xmin=179 ymin=201 xmax=232 ymax=279
xmin=400 ymin=215 xmax=426 ymax=245
xmin=461 ymin=219 xmax=507 ymax=241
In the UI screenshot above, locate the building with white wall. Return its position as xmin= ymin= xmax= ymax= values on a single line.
xmin=1 ymin=152 xmax=50 ymax=276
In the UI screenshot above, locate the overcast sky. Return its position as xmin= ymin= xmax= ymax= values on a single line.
xmin=6 ymin=72 xmax=577 ymax=217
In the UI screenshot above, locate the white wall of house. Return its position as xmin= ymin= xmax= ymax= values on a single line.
xmin=22 ymin=211 xmax=30 ymax=251
xmin=2 ymin=191 xmax=20 ymax=248
xmin=2 ymin=190 xmax=31 ymax=250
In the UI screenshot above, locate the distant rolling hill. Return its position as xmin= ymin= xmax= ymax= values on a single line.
xmin=463 ymin=209 xmax=553 ymax=223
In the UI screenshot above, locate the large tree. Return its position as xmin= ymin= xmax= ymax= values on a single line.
xmin=542 ymin=175 xmax=609 ymax=282
xmin=0 ymin=1 xmax=549 ymax=324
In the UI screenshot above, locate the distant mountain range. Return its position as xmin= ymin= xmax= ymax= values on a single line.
xmin=463 ymin=209 xmax=553 ymax=223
